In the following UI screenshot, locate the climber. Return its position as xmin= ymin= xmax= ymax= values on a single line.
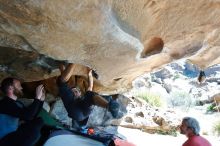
xmin=56 ymin=63 xmax=121 ymax=130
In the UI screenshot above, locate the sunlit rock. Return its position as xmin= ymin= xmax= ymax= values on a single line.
xmin=1 ymin=0 xmax=220 ymax=93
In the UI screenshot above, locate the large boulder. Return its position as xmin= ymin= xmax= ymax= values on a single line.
xmin=1 ymin=0 xmax=220 ymax=93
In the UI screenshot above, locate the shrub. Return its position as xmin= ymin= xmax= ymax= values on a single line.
xmin=173 ymin=73 xmax=180 ymax=80
xmin=213 ymin=121 xmax=220 ymax=136
xmin=132 ymin=90 xmax=162 ymax=107
xmin=206 ymin=104 xmax=216 ymax=112
xmin=156 ymin=128 xmax=178 ymax=137
xmin=168 ymin=90 xmax=195 ymax=111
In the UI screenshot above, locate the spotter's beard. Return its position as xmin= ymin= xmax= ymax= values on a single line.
xmin=14 ymin=88 xmax=24 ymax=98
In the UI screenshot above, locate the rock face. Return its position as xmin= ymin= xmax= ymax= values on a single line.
xmin=1 ymin=0 xmax=220 ymax=93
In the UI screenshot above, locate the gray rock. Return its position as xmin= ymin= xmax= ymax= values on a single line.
xmin=124 ymin=116 xmax=133 ymax=123
xmin=50 ymin=99 xmax=72 ymax=126
xmin=153 ymin=68 xmax=173 ymax=80
xmin=135 ymin=111 xmax=144 ymax=117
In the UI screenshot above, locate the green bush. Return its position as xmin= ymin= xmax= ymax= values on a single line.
xmin=133 ymin=90 xmax=162 ymax=107
xmin=206 ymin=104 xmax=216 ymax=112
xmin=213 ymin=121 xmax=220 ymax=136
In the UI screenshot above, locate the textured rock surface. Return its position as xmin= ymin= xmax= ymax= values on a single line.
xmin=1 ymin=0 xmax=220 ymax=93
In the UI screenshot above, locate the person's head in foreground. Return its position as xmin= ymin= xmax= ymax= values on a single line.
xmin=180 ymin=117 xmax=212 ymax=146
